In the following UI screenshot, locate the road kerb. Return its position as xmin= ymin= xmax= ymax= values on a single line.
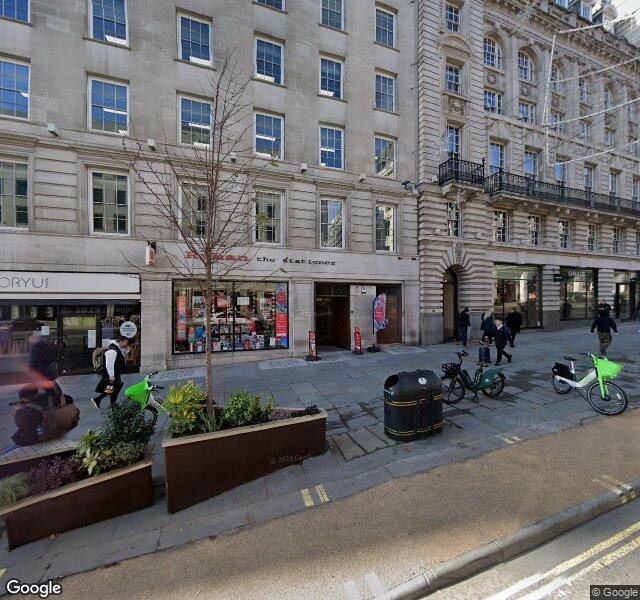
xmin=387 ymin=477 xmax=640 ymax=599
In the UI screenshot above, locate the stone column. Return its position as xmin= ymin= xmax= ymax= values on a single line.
xmin=140 ymin=277 xmax=170 ymax=371
xmin=597 ymin=268 xmax=615 ymax=306
xmin=541 ymin=265 xmax=560 ymax=330
xmin=290 ymin=279 xmax=314 ymax=358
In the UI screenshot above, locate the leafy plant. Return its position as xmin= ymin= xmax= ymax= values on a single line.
xmin=27 ymin=456 xmax=82 ymax=496
xmin=221 ymin=392 xmax=275 ymax=428
xmin=200 ymin=408 xmax=220 ymax=434
xmin=163 ymin=380 xmax=207 ymax=436
xmin=101 ymin=400 xmax=155 ymax=447
xmin=97 ymin=442 xmax=145 ymax=472
xmin=0 ymin=474 xmax=30 ymax=508
xmin=76 ymin=429 xmax=104 ymax=476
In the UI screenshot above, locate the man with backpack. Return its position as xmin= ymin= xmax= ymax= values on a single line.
xmin=91 ymin=336 xmax=132 ymax=409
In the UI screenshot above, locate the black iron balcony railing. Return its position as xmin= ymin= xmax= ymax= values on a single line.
xmin=484 ymin=169 xmax=640 ymax=216
xmin=438 ymin=155 xmax=485 ymax=186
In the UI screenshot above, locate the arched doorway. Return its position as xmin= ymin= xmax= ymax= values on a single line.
xmin=443 ymin=268 xmax=458 ymax=342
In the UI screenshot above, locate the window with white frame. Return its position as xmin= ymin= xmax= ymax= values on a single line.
xmin=181 ymin=183 xmax=208 ymax=237
xmin=321 ymin=0 xmax=343 ymax=30
xmin=375 ymin=204 xmax=395 ymax=251
xmin=255 ymin=190 xmax=282 ymax=243
xmin=320 ymin=126 xmax=343 ymax=169
xmin=609 ymin=171 xmax=619 ymax=196
xmin=493 ymin=210 xmax=508 ymax=242
xmin=518 ymin=51 xmax=534 ymax=81
xmin=447 ymin=202 xmax=460 ymax=237
xmin=550 ymin=113 xmax=565 ymax=134
xmin=558 ymin=219 xmax=570 ymax=248
xmin=374 ymin=137 xmax=396 ymax=178
xmin=580 ymin=1 xmax=592 ymax=21
xmin=255 ymin=38 xmax=283 ymax=84
xmin=579 ymin=120 xmax=591 ymax=141
xmin=320 ymin=198 xmax=344 ymax=247
xmin=484 ymin=90 xmax=502 ymax=114
xmin=551 ymin=66 xmax=562 ymax=93
xmin=528 ymin=215 xmax=540 ymax=246
xmin=636 ymin=230 xmax=640 ymax=256
xmin=445 ymin=4 xmax=460 ymax=32
xmin=519 ymin=100 xmax=535 ymax=124
xmin=0 ymin=59 xmax=29 ymax=119
xmin=555 ymin=160 xmax=566 ymax=184
xmin=604 ymin=87 xmax=613 ymax=110
xmin=633 ymin=177 xmax=640 ymax=202
xmin=320 ymin=57 xmax=343 ymax=99
xmin=0 ymin=0 xmax=28 ymax=21
xmin=445 ymin=65 xmax=460 ymax=94
xmin=489 ymin=141 xmax=504 ymax=174
xmin=89 ymin=77 xmax=128 ymax=133
xmin=375 ymin=73 xmax=396 ymax=111
xmin=524 ymin=150 xmax=538 ymax=179
xmin=447 ymin=125 xmax=460 ymax=158
xmin=0 ymin=161 xmax=28 ymax=228
xmin=604 ymin=128 xmax=615 ymax=147
xmin=179 ymin=96 xmax=211 ymax=146
xmin=579 ymin=78 xmax=590 ymax=102
xmin=91 ymin=0 xmax=127 ymax=44
xmin=375 ymin=8 xmax=395 ymax=47
xmin=584 ymin=165 xmax=594 ymax=191
xmin=587 ymin=223 xmax=597 ymax=251
xmin=483 ymin=38 xmax=502 ymax=69
xmin=257 ymin=0 xmax=284 ymax=9
xmin=612 ymin=227 xmax=621 ymax=253
xmin=90 ymin=171 xmax=128 ymax=234
xmin=178 ymin=14 xmax=212 ymax=65
xmin=255 ymin=113 xmax=283 ymax=159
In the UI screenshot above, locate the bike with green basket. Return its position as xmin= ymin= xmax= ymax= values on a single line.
xmin=551 ymin=353 xmax=628 ymax=415
xmin=123 ymin=373 xmax=165 ymax=426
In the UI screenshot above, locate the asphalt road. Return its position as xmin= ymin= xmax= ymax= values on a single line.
xmin=428 ymin=494 xmax=640 ymax=600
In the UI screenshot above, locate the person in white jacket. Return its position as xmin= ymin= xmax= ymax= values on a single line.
xmin=91 ymin=337 xmax=132 ymax=409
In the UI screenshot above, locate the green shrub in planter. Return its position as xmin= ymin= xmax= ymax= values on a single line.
xmin=163 ymin=381 xmax=207 ymax=436
xmin=0 ymin=474 xmax=30 ymax=508
xmin=222 ymin=392 xmax=275 ymax=428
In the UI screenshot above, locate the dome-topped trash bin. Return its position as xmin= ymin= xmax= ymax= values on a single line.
xmin=383 ymin=370 xmax=443 ymax=441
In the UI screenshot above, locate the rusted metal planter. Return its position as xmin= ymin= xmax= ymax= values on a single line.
xmin=0 ymin=451 xmax=153 ymax=549
xmin=163 ymin=409 xmax=327 ymax=513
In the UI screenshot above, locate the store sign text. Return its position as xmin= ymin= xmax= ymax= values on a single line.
xmin=257 ymin=256 xmax=336 ymax=266
xmin=0 ymin=276 xmax=49 ymax=290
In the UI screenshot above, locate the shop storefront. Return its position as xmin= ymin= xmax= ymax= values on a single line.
xmin=172 ymin=281 xmax=289 ymax=354
xmin=0 ymin=271 xmax=141 ymax=381
xmin=613 ymin=270 xmax=637 ymax=321
xmin=560 ymin=267 xmax=597 ymax=321
xmin=493 ymin=264 xmax=542 ymax=328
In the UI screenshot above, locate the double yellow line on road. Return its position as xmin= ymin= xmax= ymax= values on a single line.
xmin=300 ymin=485 xmax=329 ymax=507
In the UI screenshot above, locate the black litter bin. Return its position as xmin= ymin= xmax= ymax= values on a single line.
xmin=383 ymin=370 xmax=443 ymax=441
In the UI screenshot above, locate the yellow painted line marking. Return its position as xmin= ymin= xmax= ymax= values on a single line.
xmin=300 ymin=488 xmax=314 ymax=507
xmin=490 ymin=517 xmax=640 ymax=600
xmin=511 ymin=435 xmax=522 ymax=442
xmin=601 ymin=474 xmax=637 ymax=500
xmin=0 ymin=569 xmax=5 ymax=579
xmin=498 ymin=435 xmax=515 ymax=444
xmin=592 ymin=478 xmax=626 ymax=497
xmin=315 ymin=484 xmax=329 ymax=503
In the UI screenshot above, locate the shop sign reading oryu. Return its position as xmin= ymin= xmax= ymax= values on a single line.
xmin=0 ymin=272 xmax=140 ymax=295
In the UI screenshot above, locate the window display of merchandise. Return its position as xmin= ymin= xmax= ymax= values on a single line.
xmin=560 ymin=268 xmax=597 ymax=321
xmin=493 ymin=264 xmax=541 ymax=328
xmin=173 ymin=281 xmax=289 ymax=354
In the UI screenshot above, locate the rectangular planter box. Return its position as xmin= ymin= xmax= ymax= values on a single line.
xmin=0 ymin=453 xmax=153 ymax=549
xmin=163 ymin=409 xmax=327 ymax=513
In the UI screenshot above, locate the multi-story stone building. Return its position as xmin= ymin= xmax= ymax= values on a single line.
xmin=417 ymin=0 xmax=640 ymax=343
xmin=0 ymin=0 xmax=419 ymax=377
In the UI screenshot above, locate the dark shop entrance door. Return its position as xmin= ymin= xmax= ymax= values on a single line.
xmin=314 ymin=283 xmax=351 ymax=350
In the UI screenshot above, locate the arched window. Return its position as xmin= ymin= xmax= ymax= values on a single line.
xmin=518 ymin=51 xmax=534 ymax=82
xmin=551 ymin=65 xmax=563 ymax=93
xmin=483 ymin=38 xmax=502 ymax=69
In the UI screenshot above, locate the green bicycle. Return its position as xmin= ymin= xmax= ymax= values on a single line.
xmin=551 ymin=353 xmax=628 ymax=415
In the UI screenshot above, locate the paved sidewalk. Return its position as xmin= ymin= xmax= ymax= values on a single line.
xmin=57 ymin=406 xmax=640 ymax=599
xmin=0 ymin=324 xmax=638 ymax=589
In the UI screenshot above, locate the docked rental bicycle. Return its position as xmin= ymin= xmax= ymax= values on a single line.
xmin=440 ymin=350 xmax=506 ymax=404
xmin=124 ymin=373 xmax=165 ymax=426
xmin=551 ymin=353 xmax=628 ymax=415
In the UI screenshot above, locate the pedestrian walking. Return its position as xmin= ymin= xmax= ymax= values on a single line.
xmin=91 ymin=336 xmax=132 ymax=409
xmin=27 ymin=331 xmax=59 ymax=389
xmin=480 ymin=309 xmax=496 ymax=344
xmin=590 ymin=309 xmax=617 ymax=356
xmin=505 ymin=307 xmax=523 ymax=348
xmin=596 ymin=299 xmax=612 ymax=316
xmin=493 ymin=317 xmax=512 ymax=366
xmin=458 ymin=307 xmax=471 ymax=347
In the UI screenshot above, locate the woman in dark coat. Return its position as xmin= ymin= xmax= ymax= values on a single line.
xmin=480 ymin=310 xmax=496 ymax=344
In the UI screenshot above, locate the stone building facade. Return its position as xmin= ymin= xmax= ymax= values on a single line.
xmin=417 ymin=0 xmax=640 ymax=343
xmin=0 ymin=0 xmax=419 ymax=377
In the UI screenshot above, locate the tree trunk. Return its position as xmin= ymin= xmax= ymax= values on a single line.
xmin=204 ymin=282 xmax=215 ymax=410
